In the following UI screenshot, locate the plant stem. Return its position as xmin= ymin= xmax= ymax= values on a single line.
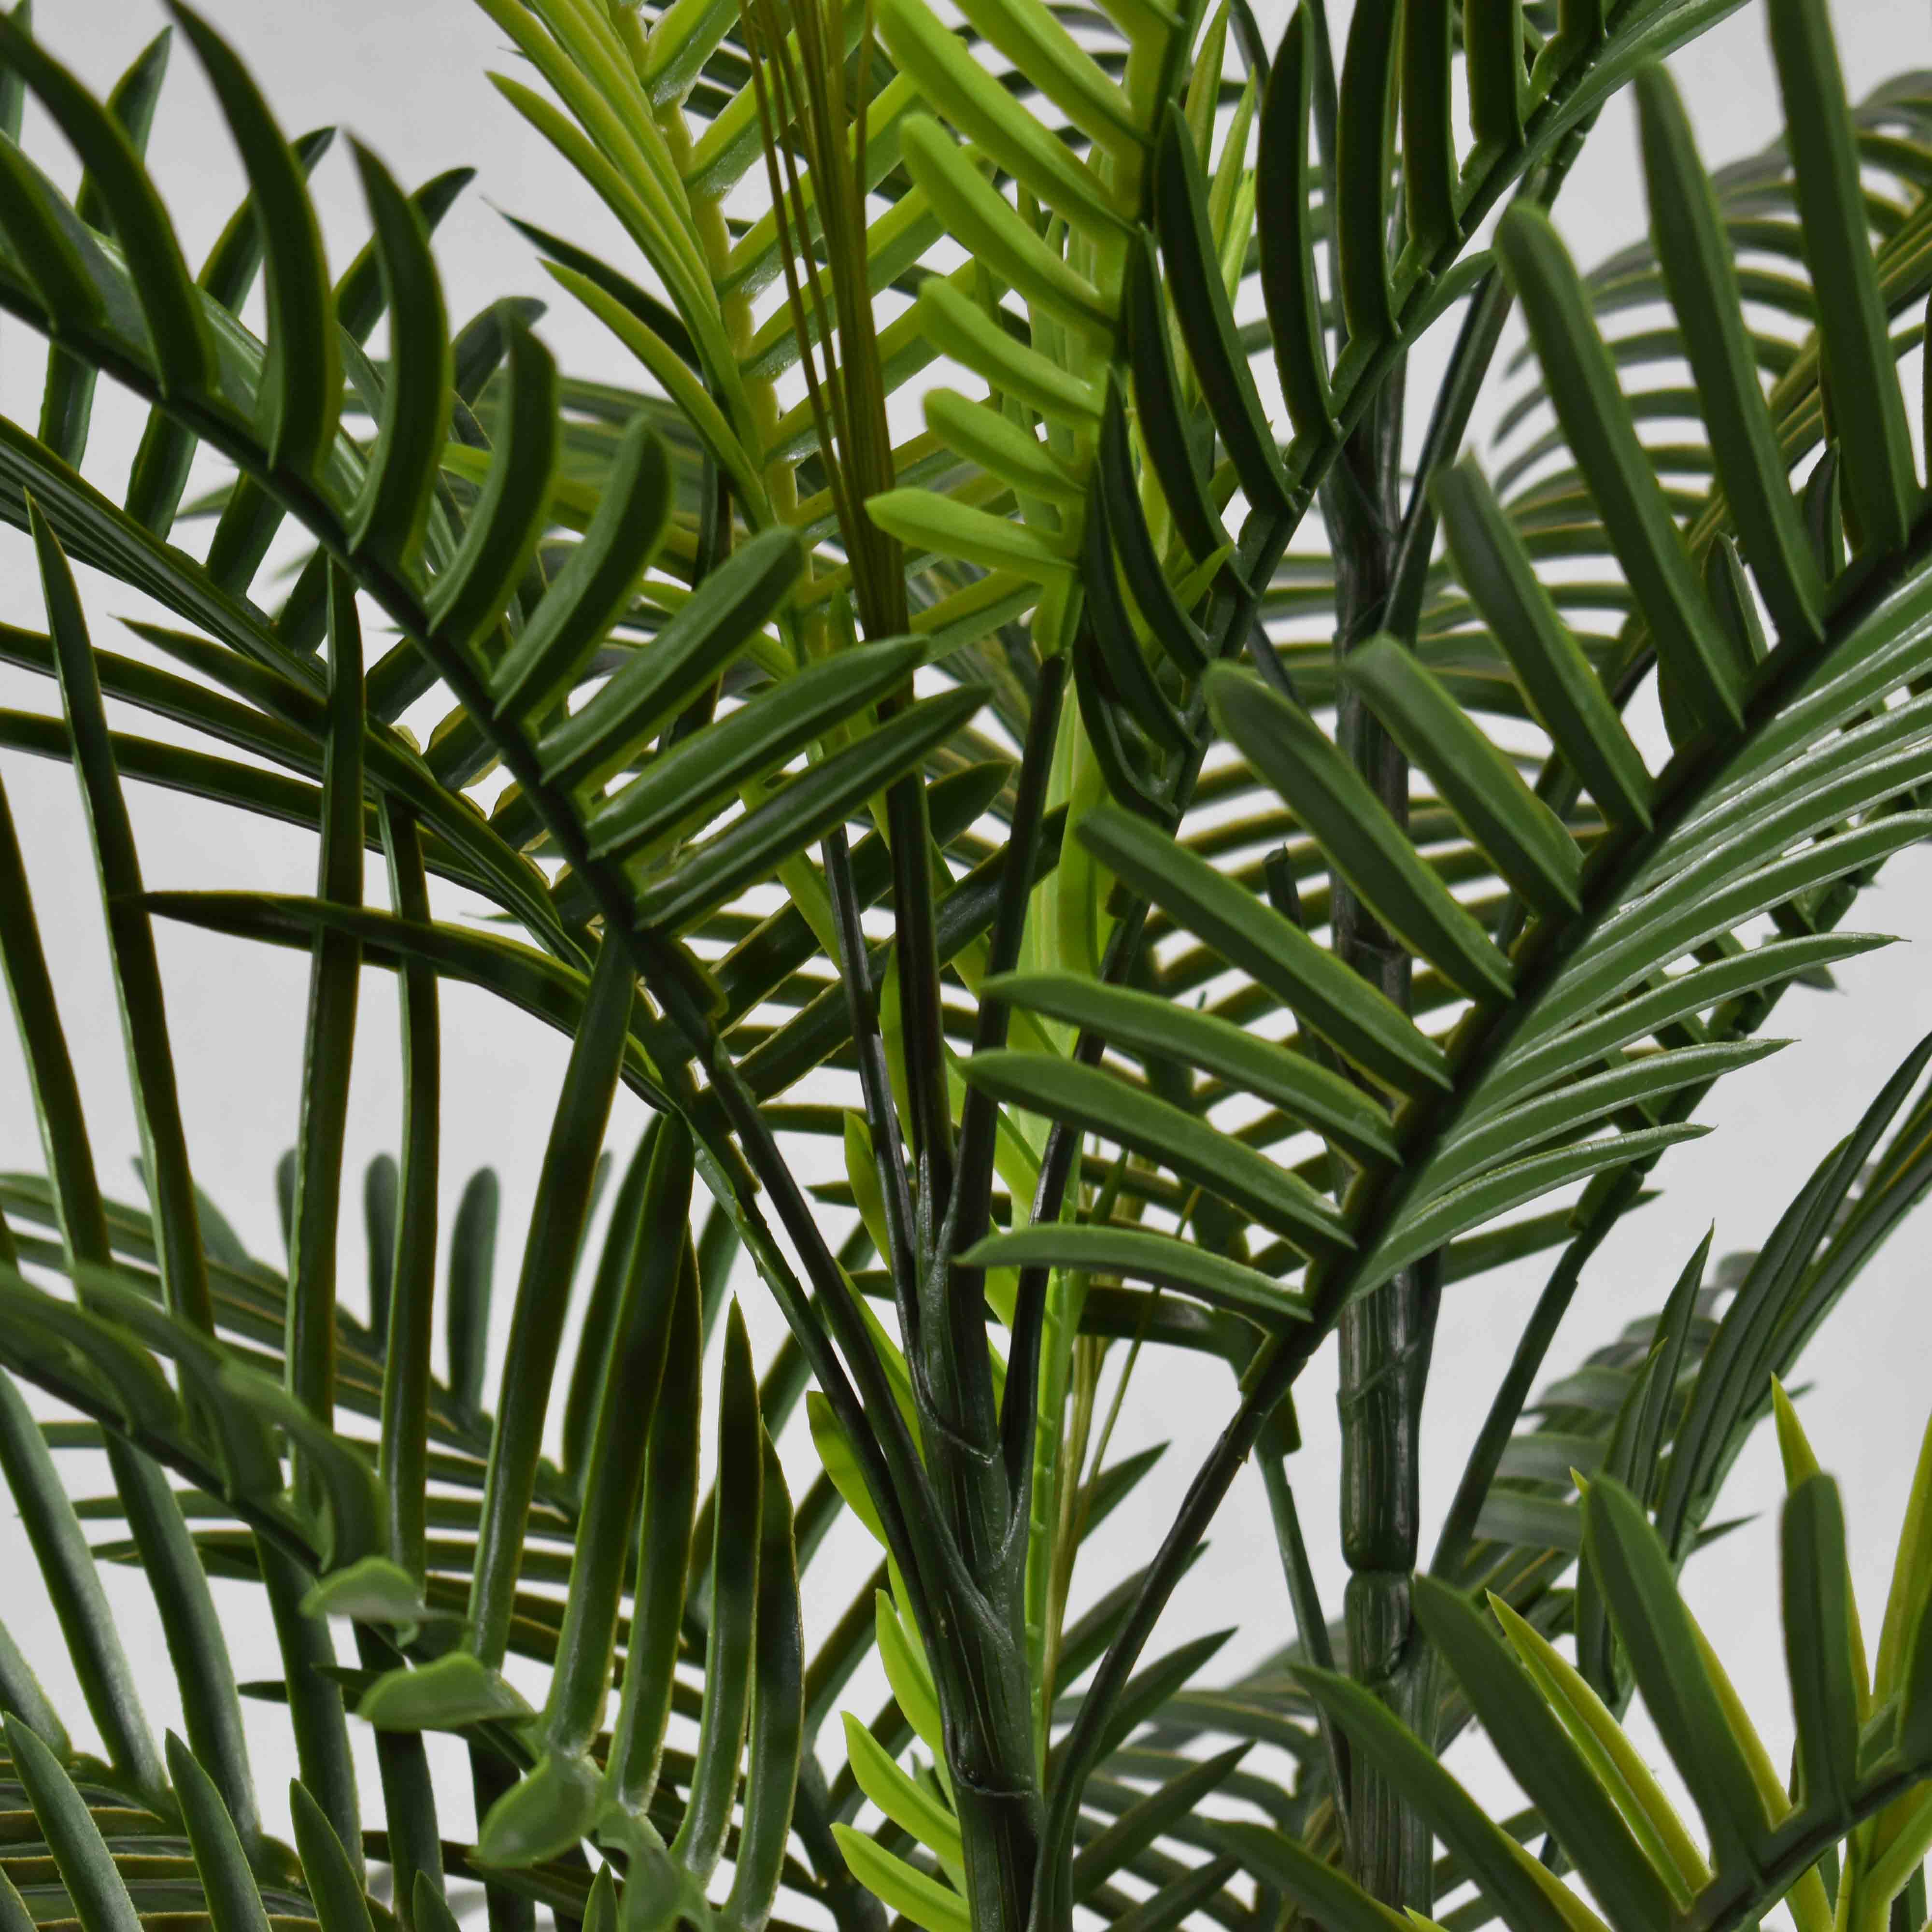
xmin=1321 ymin=343 xmax=1439 ymax=1915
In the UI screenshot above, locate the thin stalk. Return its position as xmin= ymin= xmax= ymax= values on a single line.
xmin=1260 ymin=1451 xmax=1350 ymax=1843
xmin=824 ymin=824 xmax=921 ymax=1331
xmin=1323 ymin=328 xmax=1437 ymax=1912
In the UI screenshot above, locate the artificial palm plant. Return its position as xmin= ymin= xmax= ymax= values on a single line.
xmin=3 ymin=0 xmax=1932 ymax=1930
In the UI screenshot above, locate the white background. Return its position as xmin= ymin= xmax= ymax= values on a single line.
xmin=0 ymin=0 xmax=1927 ymax=1899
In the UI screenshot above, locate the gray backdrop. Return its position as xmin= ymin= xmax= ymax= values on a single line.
xmin=0 ymin=0 xmax=1923 ymax=1897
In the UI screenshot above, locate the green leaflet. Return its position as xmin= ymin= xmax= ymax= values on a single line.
xmin=1634 ymin=65 xmax=1822 ymax=645
xmin=284 ymin=568 xmax=363 ymax=1448
xmin=1339 ymin=635 xmax=1584 ymax=918
xmin=830 ymin=1828 xmax=968 ymax=1932
xmin=1257 ymin=7 xmax=1331 ymax=438
xmin=375 ymin=804 xmax=439 ymax=1585
xmin=586 ymin=634 xmax=926 ymax=862
xmin=539 ymin=525 xmax=804 ymax=789
xmin=345 ymin=142 xmax=452 ymax=569
xmin=984 ymin=970 xmax=1400 ymax=1165
xmin=842 ymin=1712 xmax=965 ymax=1875
xmin=481 ymin=1125 xmax=692 ymax=1866
xmin=0 ymin=11 xmax=210 ymax=398
xmin=1123 ymin=234 xmax=1231 ymax=567
xmin=1413 ymin=1578 xmax=1677 ymax=1928
xmin=1491 ymin=1596 xmax=1709 ymax=1898
xmin=1435 ymin=455 xmax=1655 ymax=826
xmin=1080 ymin=480 xmax=1190 ymax=753
xmin=898 ymin=116 xmax=1113 ymax=340
xmin=4 ymin=1716 xmax=145 ymax=1932
xmin=720 ymin=1436 xmax=804 ymax=1932
xmin=141 ymin=884 xmax=668 ymax=1077
xmin=1582 ymin=1477 xmax=1772 ymax=1874
xmin=1782 ymin=1473 xmax=1861 ymax=1816
xmin=913 ymin=276 xmax=1103 ymax=425
xmin=1214 ymin=1823 xmax=1412 ymax=1932
xmin=1333 ymin=0 xmax=1398 ymax=349
xmin=1078 ymin=803 xmax=1450 ymax=1095
xmin=1095 ymin=377 xmax=1209 ymax=676
xmin=1085 ymin=1629 xmax=1233 ymax=1762
xmin=1072 ymin=1745 xmax=1248 ymax=1900
xmin=0 ymin=1376 xmax=166 ymax=1806
xmin=633 ymin=686 xmax=988 ymax=931
xmin=40 ymin=28 xmax=171 ymax=467
xmin=1366 ymin=1124 xmax=1710 ymax=1293
xmin=1766 ymin=0 xmax=1917 ymax=554
xmin=949 ymin=0 xmax=1139 ymax=158
xmin=960 ymin=1049 xmax=1351 ymax=1252
xmin=1104 ymin=1860 xmax=1243 ymax=1932
xmin=166 ymin=1 xmax=338 ymax=475
xmin=1152 ymin=105 xmax=1291 ymax=517
xmin=490 ymin=413 xmax=671 ymax=720
xmin=672 ymin=1305 xmax=763 ymax=1884
xmin=1466 ymin=0 xmax=1527 ymax=153
xmin=964 ymin=1222 xmax=1312 ymax=1327
xmin=464 ymin=937 xmax=637 ymax=1669
xmin=875 ymin=0 xmax=1126 ymax=241
xmin=337 ymin=164 xmax=475 ymax=347
xmin=870 ymin=485 xmax=1078 ymax=580
xmin=923 ymin=389 xmax=1084 ymax=509
xmin=1422 ymin=1039 xmax=1784 ymax=1202
xmin=1205 ymin=665 xmax=1516 ymax=1001
xmin=167 ymin=1733 xmax=273 ymax=1932
xmin=288 ymin=1779 xmax=377 ymax=1932
xmin=1497 ymin=205 xmax=1743 ymax=740
xmin=0 ymin=132 xmax=109 ymax=328
xmin=34 ymin=501 xmax=214 ymax=1337
xmin=1401 ymin=0 xmax=1455 ymax=257
xmin=426 ymin=313 xmax=559 ymax=654
xmin=1296 ymin=1667 xmax=1580 ymax=1932
xmin=442 ymin=1170 xmax=498 ymax=1423
xmin=1479 ymin=934 xmax=1889 ymax=1116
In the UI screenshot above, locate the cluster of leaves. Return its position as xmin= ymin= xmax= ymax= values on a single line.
xmin=4 ymin=0 xmax=1932 ymax=1931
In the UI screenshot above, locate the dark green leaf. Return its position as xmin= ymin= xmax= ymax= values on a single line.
xmin=427 ymin=312 xmax=557 ymax=657
xmin=673 ymin=1305 xmax=763 ymax=1883
xmin=1081 ymin=803 xmax=1449 ymax=1094
xmin=1334 ymin=0 xmax=1398 ymax=346
xmin=0 ymin=11 xmax=211 ymax=396
xmin=1207 ymin=665 xmax=1515 ymax=999
xmin=539 ymin=525 xmax=805 ymax=791
xmin=1340 ymin=636 xmax=1583 ymax=917
xmin=34 ymin=499 xmax=214 ymax=1335
xmin=961 ymin=1050 xmax=1350 ymax=1252
xmin=167 ymin=1 xmax=338 ymax=474
xmin=346 ymin=142 xmax=452 ymax=569
xmin=1635 ymin=65 xmax=1822 ymax=644
xmin=1783 ymin=1472 xmax=1860 ymax=1817
xmin=490 ymin=414 xmax=671 ymax=720
xmin=1767 ymin=0 xmax=1916 ymax=554
xmin=965 ymin=1222 xmax=1311 ymax=1326
xmin=1254 ymin=6 xmax=1334 ymax=441
xmin=587 ymin=635 xmax=925 ymax=863
xmin=1435 ymin=457 xmax=1653 ymax=827
xmin=465 ymin=937 xmax=636 ymax=1668
xmin=1152 ymin=105 xmax=1291 ymax=516
xmin=634 ymin=685 xmax=987 ymax=931
xmin=167 ymin=1733 xmax=273 ymax=1932
xmin=1582 ymin=1477 xmax=1768 ymax=1873
xmin=5 ymin=1715 xmax=144 ymax=1932
xmin=1497 ymin=205 xmax=1743 ymax=739
xmin=986 ymin=970 xmax=1400 ymax=1165
xmin=1414 ymin=1577 xmax=1678 ymax=1925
